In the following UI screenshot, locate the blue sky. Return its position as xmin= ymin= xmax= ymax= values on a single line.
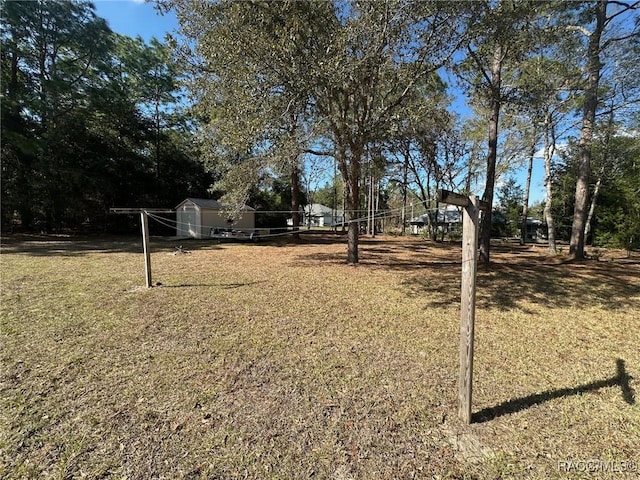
xmin=95 ymin=0 xmax=178 ymax=42
xmin=94 ymin=0 xmax=548 ymax=206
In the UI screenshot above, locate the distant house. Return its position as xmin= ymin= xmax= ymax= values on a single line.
xmin=409 ymin=205 xmax=462 ymax=234
xmin=175 ymin=198 xmax=255 ymax=238
xmin=288 ymin=203 xmax=344 ymax=227
xmin=524 ymin=218 xmax=546 ymax=241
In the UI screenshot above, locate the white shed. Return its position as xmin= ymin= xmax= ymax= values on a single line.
xmin=175 ymin=198 xmax=255 ymax=238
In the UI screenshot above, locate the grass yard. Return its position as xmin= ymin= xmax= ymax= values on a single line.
xmin=1 ymin=234 xmax=639 ymax=479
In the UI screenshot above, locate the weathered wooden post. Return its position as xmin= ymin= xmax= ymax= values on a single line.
xmin=458 ymin=196 xmax=479 ymax=424
xmin=141 ymin=211 xmax=152 ymax=288
xmin=437 ymin=190 xmax=488 ymax=424
xmin=109 ymin=208 xmax=174 ymax=288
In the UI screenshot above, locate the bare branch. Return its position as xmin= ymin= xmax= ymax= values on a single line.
xmin=601 ymin=28 xmax=640 ymax=50
xmin=605 ymin=0 xmax=639 ymax=23
xmin=467 ymin=45 xmax=493 ymax=86
xmin=303 ymin=148 xmax=333 ymax=157
xmin=565 ymin=24 xmax=592 ymax=37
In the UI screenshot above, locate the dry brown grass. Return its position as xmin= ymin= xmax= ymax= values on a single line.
xmin=1 ymin=234 xmax=639 ymax=479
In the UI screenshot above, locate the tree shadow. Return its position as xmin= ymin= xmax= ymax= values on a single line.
xmin=288 ymin=238 xmax=640 ymax=311
xmin=157 ymin=280 xmax=268 ymax=289
xmin=0 ymin=234 xmax=225 ymax=256
xmin=291 ymin=237 xmax=462 ymax=268
xmin=400 ymin=247 xmax=640 ymax=312
xmin=472 ymin=359 xmax=635 ymax=423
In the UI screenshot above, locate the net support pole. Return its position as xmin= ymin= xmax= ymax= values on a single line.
xmin=141 ymin=211 xmax=152 ymax=288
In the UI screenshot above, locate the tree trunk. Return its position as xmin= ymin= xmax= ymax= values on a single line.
xmin=291 ymin=161 xmax=301 ymax=238
xmin=346 ymin=179 xmax=360 ymax=263
xmin=340 ymin=145 xmax=361 ymax=264
xmin=342 ymin=185 xmax=346 ymax=233
xmin=373 ymin=176 xmax=380 ymax=237
xmin=569 ymin=0 xmax=606 ymax=259
xmin=520 ymin=125 xmax=537 ymax=244
xmin=479 ymin=42 xmax=503 ymax=264
xmin=584 ymin=169 xmax=602 ymax=245
xmin=155 ymin=97 xmax=161 ymax=178
xmin=585 ymin=102 xmax=615 ymax=245
xmin=543 ymin=111 xmax=557 ymax=255
xmin=366 ymin=173 xmax=372 ymax=236
xmin=333 ymin=158 xmax=338 ymax=232
xmin=401 ymin=152 xmax=408 ymax=235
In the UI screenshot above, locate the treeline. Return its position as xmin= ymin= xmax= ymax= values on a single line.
xmin=1 ymin=0 xmax=211 ymax=232
xmin=2 ymin=0 xmax=639 ymax=261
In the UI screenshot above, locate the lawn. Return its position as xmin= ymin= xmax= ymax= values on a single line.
xmin=1 ymin=234 xmax=639 ymax=479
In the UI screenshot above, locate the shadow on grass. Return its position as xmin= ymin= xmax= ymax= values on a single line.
xmin=0 ymin=231 xmax=351 ymax=255
xmin=395 ymin=244 xmax=640 ymax=312
xmin=292 ymin=237 xmax=461 ymax=267
xmin=473 ymin=359 xmax=635 ymax=423
xmin=291 ymin=238 xmax=640 ymax=311
xmin=0 ymin=234 xmax=225 ymax=256
xmin=158 ymin=280 xmax=268 ymax=289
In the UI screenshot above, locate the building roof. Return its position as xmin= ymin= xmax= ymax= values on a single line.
xmin=410 ymin=205 xmax=462 ymax=224
xmin=176 ymin=198 xmax=255 ymax=211
xmin=304 ymin=203 xmax=342 ymax=216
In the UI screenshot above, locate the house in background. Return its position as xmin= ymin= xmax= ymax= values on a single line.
xmin=409 ymin=205 xmax=462 ymax=235
xmin=524 ymin=218 xmax=546 ymax=241
xmin=288 ymin=203 xmax=344 ymax=227
xmin=175 ymin=198 xmax=255 ymax=238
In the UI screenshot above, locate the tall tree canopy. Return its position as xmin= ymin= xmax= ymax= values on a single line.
xmin=564 ymin=0 xmax=639 ymax=258
xmin=164 ymin=0 xmax=467 ymax=262
xmin=1 ymin=0 xmax=209 ymax=231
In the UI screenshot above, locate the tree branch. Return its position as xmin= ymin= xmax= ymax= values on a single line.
xmin=601 ymin=28 xmax=640 ymax=50
xmin=304 ymin=148 xmax=333 ymax=157
xmin=565 ymin=24 xmax=592 ymax=38
xmin=467 ymin=45 xmax=493 ymax=86
xmin=604 ymin=1 xmax=639 ymax=25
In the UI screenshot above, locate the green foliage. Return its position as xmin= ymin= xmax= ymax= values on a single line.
xmin=314 ymin=178 xmax=344 ymax=211
xmin=553 ymin=135 xmax=640 ymax=249
xmin=0 ymin=0 xmax=209 ymax=232
xmin=247 ymin=174 xmax=307 ymax=229
xmin=167 ymin=0 xmax=467 ymax=261
xmin=496 ymin=176 xmax=524 ymax=236
xmin=590 ymin=137 xmax=640 ymax=250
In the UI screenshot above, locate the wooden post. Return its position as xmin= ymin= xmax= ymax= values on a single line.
xmin=437 ymin=190 xmax=487 ymax=425
xmin=459 ymin=196 xmax=479 ymax=424
xmin=109 ymin=208 xmax=173 ymax=288
xmin=141 ymin=211 xmax=152 ymax=288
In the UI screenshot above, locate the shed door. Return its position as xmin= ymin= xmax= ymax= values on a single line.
xmin=179 ymin=208 xmax=197 ymax=237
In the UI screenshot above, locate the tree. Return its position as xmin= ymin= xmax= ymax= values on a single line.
xmin=567 ymin=0 xmax=639 ymax=259
xmin=593 ymin=136 xmax=640 ymax=251
xmin=496 ymin=176 xmax=524 ymax=236
xmin=164 ymin=0 xmax=466 ymax=263
xmin=310 ymin=1 xmax=465 ymax=261
xmin=163 ymin=1 xmax=329 ymax=234
xmin=553 ymin=133 xmax=640 ymax=251
xmin=384 ymin=74 xmax=460 ymax=239
xmin=0 ymin=0 xmax=113 ymax=229
xmin=457 ymin=0 xmax=556 ymax=263
xmin=1 ymin=1 xmax=207 ymax=231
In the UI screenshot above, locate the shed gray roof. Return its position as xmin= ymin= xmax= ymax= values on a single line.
xmin=176 ymin=198 xmax=255 ymax=211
